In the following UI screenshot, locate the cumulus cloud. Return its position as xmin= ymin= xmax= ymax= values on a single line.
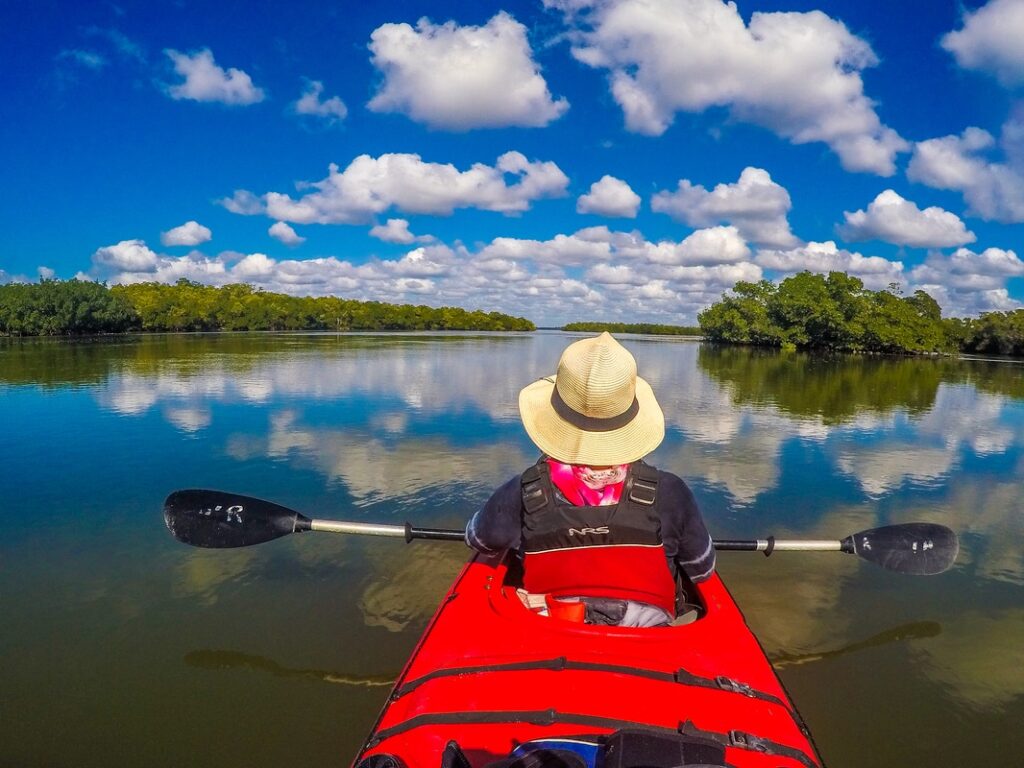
xmin=87 ymin=223 xmax=764 ymax=324
xmin=576 ymin=175 xmax=641 ymax=217
xmin=546 ymin=0 xmax=907 ymax=174
xmin=941 ymin=0 xmax=1024 ymax=88
xmin=369 ymin=218 xmax=432 ymax=244
xmin=647 ymin=226 xmax=750 ymax=266
xmin=92 ymin=239 xmax=160 ymax=271
xmin=292 ymin=79 xmax=347 ymax=125
xmin=838 ymin=190 xmax=975 ymax=248
xmin=164 ymin=48 xmax=265 ymax=105
xmin=161 ymin=220 xmax=212 ymax=247
xmin=909 ymin=245 xmax=1024 ymax=318
xmin=651 ymin=167 xmax=798 ymax=248
xmin=908 ymin=112 xmax=1024 ymax=223
xmin=479 ymin=232 xmax=613 ymax=267
xmin=367 ymin=12 xmax=568 ymax=129
xmin=756 ymin=240 xmax=904 ymax=289
xmin=910 ymin=247 xmax=1024 ymax=291
xmin=240 ymin=151 xmax=568 ymax=225
xmin=38 ymin=266 xmax=56 ymax=280
xmin=268 ymin=222 xmax=305 ymax=246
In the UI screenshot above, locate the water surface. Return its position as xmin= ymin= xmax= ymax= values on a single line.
xmin=2 ymin=332 xmax=1022 ymax=766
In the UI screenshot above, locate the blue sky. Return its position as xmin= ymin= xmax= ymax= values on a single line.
xmin=3 ymin=0 xmax=1023 ymax=325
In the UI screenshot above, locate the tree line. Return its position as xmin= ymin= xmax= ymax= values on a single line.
xmin=697 ymin=271 xmax=1022 ymax=355
xmin=562 ymin=321 xmax=701 ymax=336
xmin=0 ymin=279 xmax=535 ymax=336
xmin=7 ymin=273 xmax=1024 ymax=357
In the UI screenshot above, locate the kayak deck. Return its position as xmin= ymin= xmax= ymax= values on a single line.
xmin=356 ymin=555 xmax=823 ymax=768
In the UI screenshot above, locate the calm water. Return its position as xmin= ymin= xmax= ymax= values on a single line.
xmin=2 ymin=332 xmax=1023 ymax=767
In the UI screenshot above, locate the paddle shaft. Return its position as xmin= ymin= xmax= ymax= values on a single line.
xmin=163 ymin=489 xmax=958 ymax=573
xmin=306 ymin=519 xmax=844 ymax=551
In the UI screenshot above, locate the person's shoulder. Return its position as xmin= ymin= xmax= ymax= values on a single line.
xmin=647 ymin=464 xmax=689 ymax=488
xmin=490 ymin=472 xmax=524 ymax=500
xmin=646 ymin=465 xmax=697 ymax=505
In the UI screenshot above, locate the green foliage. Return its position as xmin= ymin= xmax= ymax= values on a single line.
xmin=959 ymin=310 xmax=1024 ymax=356
xmin=0 ymin=279 xmax=535 ymax=336
xmin=697 ymin=345 xmax=952 ymax=424
xmin=562 ymin=321 xmax=700 ymax=335
xmin=699 ymin=271 xmax=956 ymax=354
xmin=0 ymin=279 xmax=138 ymax=336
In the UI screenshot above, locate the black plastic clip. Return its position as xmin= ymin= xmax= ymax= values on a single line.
xmin=729 ymin=730 xmax=769 ymax=753
xmin=716 ymin=675 xmax=755 ymax=697
xmin=762 ymin=536 xmax=776 ymax=557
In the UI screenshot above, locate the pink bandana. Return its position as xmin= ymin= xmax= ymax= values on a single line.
xmin=546 ymin=459 xmax=629 ymax=506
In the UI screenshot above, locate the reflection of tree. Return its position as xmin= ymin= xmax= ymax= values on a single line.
xmin=698 ymin=346 xmax=947 ymax=423
xmin=359 ymin=544 xmax=469 ymax=632
xmin=0 ymin=332 xmax=526 ymax=389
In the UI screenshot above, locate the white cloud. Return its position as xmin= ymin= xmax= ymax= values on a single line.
xmin=651 ymin=167 xmax=798 ymax=247
xmin=219 ymin=189 xmax=266 ymax=215
xmin=367 ymin=12 xmax=568 ymax=129
xmin=907 ymin=247 xmax=1024 ymax=319
xmin=647 ymin=226 xmax=750 ymax=266
xmin=547 ymin=0 xmax=907 ymax=174
xmin=292 ymin=79 xmax=347 ymax=125
xmin=38 ymin=266 xmax=55 ymax=280
xmin=908 ymin=112 xmax=1024 ymax=223
xmin=161 ymin=220 xmax=212 ymax=247
xmin=576 ymin=175 xmax=641 ymax=217
xmin=233 ymin=253 xmax=277 ymax=279
xmin=479 ymin=232 xmax=612 ymax=267
xmin=268 ymin=221 xmax=305 ymax=246
xmin=164 ymin=48 xmax=265 ymax=105
xmin=911 ymin=247 xmax=1024 ymax=291
xmin=92 ymin=239 xmax=160 ymax=271
xmin=838 ymin=190 xmax=975 ymax=248
xmin=941 ymin=0 xmax=1024 ymax=88
xmin=756 ymin=240 xmax=904 ymax=289
xmin=247 ymin=151 xmax=568 ymax=225
xmin=369 ymin=218 xmax=432 ymax=244
xmin=87 ymin=224 xmax=761 ymax=325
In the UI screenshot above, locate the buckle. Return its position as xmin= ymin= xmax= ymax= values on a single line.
xmin=729 ymin=730 xmax=769 ymax=753
xmin=628 ymin=479 xmax=657 ymax=505
xmin=716 ymin=675 xmax=755 ymax=697
xmin=522 ymin=483 xmax=548 ymax=513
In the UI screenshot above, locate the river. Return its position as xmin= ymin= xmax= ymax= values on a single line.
xmin=1 ymin=331 xmax=1021 ymax=766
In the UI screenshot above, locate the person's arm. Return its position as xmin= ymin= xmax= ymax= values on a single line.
xmin=465 ymin=474 xmax=523 ymax=554
xmin=658 ymin=472 xmax=716 ymax=583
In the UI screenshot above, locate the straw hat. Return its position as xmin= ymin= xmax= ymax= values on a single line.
xmin=518 ymin=332 xmax=664 ymax=465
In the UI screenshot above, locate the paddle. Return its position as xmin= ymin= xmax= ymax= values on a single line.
xmin=163 ymin=489 xmax=958 ymax=575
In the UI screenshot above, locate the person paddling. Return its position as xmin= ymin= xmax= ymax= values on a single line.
xmin=466 ymin=332 xmax=715 ymax=627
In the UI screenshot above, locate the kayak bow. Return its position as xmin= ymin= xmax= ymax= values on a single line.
xmin=355 ymin=556 xmax=823 ymax=768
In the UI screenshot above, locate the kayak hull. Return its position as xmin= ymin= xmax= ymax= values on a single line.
xmin=356 ymin=555 xmax=823 ymax=768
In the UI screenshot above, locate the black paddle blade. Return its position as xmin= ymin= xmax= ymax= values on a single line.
xmin=163 ymin=489 xmax=311 ymax=548
xmin=842 ymin=523 xmax=959 ymax=575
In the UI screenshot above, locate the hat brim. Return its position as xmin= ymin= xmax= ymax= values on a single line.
xmin=518 ymin=375 xmax=665 ymax=465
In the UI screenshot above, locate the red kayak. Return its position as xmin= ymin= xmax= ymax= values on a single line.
xmin=354 ymin=555 xmax=823 ymax=768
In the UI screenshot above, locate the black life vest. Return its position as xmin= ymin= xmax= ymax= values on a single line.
xmin=518 ymin=459 xmax=677 ymax=614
